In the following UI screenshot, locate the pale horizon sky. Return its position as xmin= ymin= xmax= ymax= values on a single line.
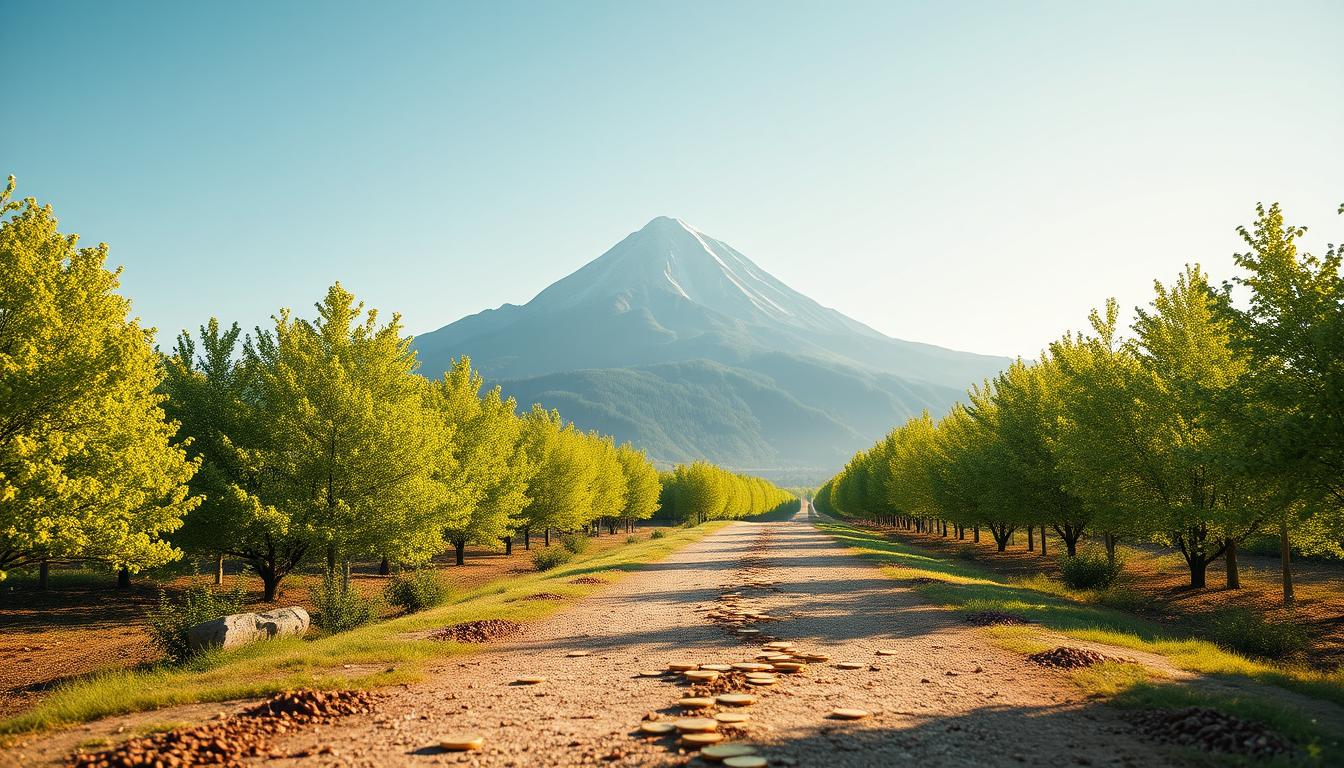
xmin=4 ymin=1 xmax=1341 ymax=359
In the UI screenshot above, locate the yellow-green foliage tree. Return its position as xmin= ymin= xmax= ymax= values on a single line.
xmin=659 ymin=461 xmax=795 ymax=524
xmin=0 ymin=177 xmax=200 ymax=583
xmin=615 ymin=443 xmax=661 ymax=531
xmin=432 ymin=357 xmax=533 ymax=564
xmin=519 ymin=406 xmax=597 ymax=545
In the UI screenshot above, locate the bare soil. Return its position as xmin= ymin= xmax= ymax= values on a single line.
xmin=0 ymin=528 xmax=660 ymax=721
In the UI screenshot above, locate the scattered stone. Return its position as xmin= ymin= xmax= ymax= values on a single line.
xmin=830 ymin=708 xmax=871 ymax=720
xmin=1127 ymin=707 xmax=1297 ymax=759
xmin=566 ymin=650 xmax=591 ymax=657
xmin=513 ymin=676 xmax=546 ymax=685
xmin=716 ymin=694 xmax=756 ymax=707
xmin=521 ymin=592 xmax=565 ymax=601
xmin=569 ymin=576 xmax=608 ymax=585
xmin=723 ymin=757 xmax=768 ymax=768
xmin=428 ymin=619 xmax=522 ymax=643
xmin=834 ymin=662 xmax=865 ymax=670
xmin=875 ymin=649 xmax=898 ymax=656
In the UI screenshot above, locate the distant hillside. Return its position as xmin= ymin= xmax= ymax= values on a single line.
xmin=414 ymin=216 xmax=1008 ymax=480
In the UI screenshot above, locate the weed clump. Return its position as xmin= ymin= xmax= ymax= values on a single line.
xmin=146 ymin=583 xmax=246 ymax=663
xmin=560 ymin=534 xmax=589 ymax=555
xmin=384 ymin=570 xmax=446 ymax=614
xmin=1059 ymin=553 xmax=1122 ymax=589
xmin=532 ymin=547 xmax=573 ymax=571
xmin=650 ymin=529 xmax=666 ymax=540
xmin=1207 ymin=607 xmax=1310 ymax=661
xmin=308 ymin=573 xmax=375 ymax=633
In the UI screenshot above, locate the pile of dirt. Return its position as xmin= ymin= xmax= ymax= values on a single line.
xmin=568 ymin=576 xmax=608 ymax=585
xmin=1128 ymin=707 xmax=1298 ymax=759
xmin=521 ymin=592 xmax=565 ymax=601
xmin=907 ymin=577 xmax=941 ymax=585
xmin=428 ymin=619 xmax=522 ymax=643
xmin=67 ymin=689 xmax=378 ymax=768
xmin=964 ymin=611 xmax=1031 ymax=626
xmin=1026 ymin=646 xmax=1113 ymax=669
xmin=688 ymin=671 xmax=755 ymax=696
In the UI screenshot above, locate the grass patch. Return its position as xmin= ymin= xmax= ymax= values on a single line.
xmin=0 ymin=522 xmax=726 ymax=737
xmin=816 ymin=520 xmax=1344 ymax=708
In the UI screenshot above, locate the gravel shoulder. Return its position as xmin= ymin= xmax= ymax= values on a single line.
xmin=240 ymin=507 xmax=1182 ymax=767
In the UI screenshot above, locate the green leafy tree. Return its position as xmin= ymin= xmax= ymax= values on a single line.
xmin=615 ymin=442 xmax=660 ymax=531
xmin=0 ymin=177 xmax=199 ymax=582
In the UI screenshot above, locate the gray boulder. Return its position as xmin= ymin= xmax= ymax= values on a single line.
xmin=187 ymin=606 xmax=310 ymax=651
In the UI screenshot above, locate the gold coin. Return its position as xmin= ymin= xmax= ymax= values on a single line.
xmin=716 ymin=694 xmax=756 ymax=706
xmin=702 ymin=743 xmax=758 ymax=760
xmin=714 ymin=711 xmax=751 ymax=724
xmin=723 ymin=756 xmax=768 ymax=767
xmin=679 ymin=696 xmax=716 ymax=708
xmin=701 ymin=663 xmax=734 ymax=672
xmin=438 ymin=735 xmax=484 ymax=751
xmin=830 ymin=708 xmax=871 ymax=720
xmin=685 ymin=670 xmax=721 ymax=682
xmin=732 ymin=663 xmax=773 ymax=672
xmin=668 ymin=662 xmax=700 ymax=671
xmin=875 ymin=649 xmax=899 ymax=656
xmin=834 ymin=662 xmax=865 ymax=670
xmin=566 ymin=650 xmax=591 ymax=657
xmin=682 ymin=732 xmax=725 ymax=747
xmin=745 ymin=677 xmax=777 ymax=686
xmin=673 ymin=717 xmax=718 ymax=732
xmin=771 ymin=662 xmax=805 ymax=673
xmin=513 ymin=676 xmax=546 ymax=685
xmin=637 ymin=669 xmax=666 ymax=677
xmin=639 ymin=722 xmax=676 ymax=735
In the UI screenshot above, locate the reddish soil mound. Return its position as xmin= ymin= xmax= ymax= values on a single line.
xmin=66 ymin=689 xmax=379 ymax=768
xmin=688 ymin=671 xmax=756 ymax=696
xmin=569 ymin=576 xmax=608 ymax=585
xmin=964 ymin=610 xmax=1031 ymax=626
xmin=521 ymin=592 xmax=565 ymax=601
xmin=1026 ymin=646 xmax=1113 ymax=669
xmin=1128 ymin=707 xmax=1297 ymax=759
xmin=428 ymin=619 xmax=522 ymax=643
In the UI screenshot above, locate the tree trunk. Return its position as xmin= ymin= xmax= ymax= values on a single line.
xmin=1225 ymin=538 xmax=1240 ymax=589
xmin=973 ymin=526 xmax=979 ymax=543
xmin=38 ymin=558 xmax=49 ymax=590
xmin=261 ymin=569 xmax=280 ymax=602
xmin=117 ymin=566 xmax=130 ymax=589
xmin=504 ymin=536 xmax=513 ymax=556
xmin=326 ymin=543 xmax=337 ymax=575
xmin=1280 ymin=517 xmax=1294 ymax=606
xmin=1190 ymin=559 xmax=1208 ymax=588
xmin=379 ymin=556 xmax=390 ymax=576
xmin=215 ymin=554 xmax=225 ymax=585
xmin=524 ymin=526 xmax=531 ymax=550
xmin=1104 ymin=532 xmax=1117 ymax=566
xmin=544 ymin=528 xmax=550 ymax=547
xmin=1027 ymin=526 xmax=1035 ymax=551
xmin=1040 ymin=526 xmax=1047 ymax=557
xmin=454 ymin=540 xmax=466 ymax=566
xmin=341 ymin=559 xmax=351 ymax=591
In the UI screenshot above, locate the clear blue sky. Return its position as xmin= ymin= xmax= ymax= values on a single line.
xmin=4 ymin=1 xmax=1341 ymax=358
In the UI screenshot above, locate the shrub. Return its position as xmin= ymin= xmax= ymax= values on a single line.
xmin=650 ymin=529 xmax=665 ymax=540
xmin=625 ymin=535 xmax=639 ymax=544
xmin=146 ymin=583 xmax=245 ymax=663
xmin=532 ymin=547 xmax=573 ymax=571
xmin=384 ymin=570 xmax=446 ymax=614
xmin=1059 ymin=553 xmax=1122 ymax=590
xmin=308 ymin=573 xmax=375 ymax=633
xmin=561 ymin=534 xmax=589 ymax=555
xmin=1207 ymin=607 xmax=1311 ymax=661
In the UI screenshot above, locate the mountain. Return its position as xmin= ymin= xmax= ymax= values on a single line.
xmin=413 ymin=216 xmax=1009 ymax=482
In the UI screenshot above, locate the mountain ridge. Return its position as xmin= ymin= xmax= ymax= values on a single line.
xmin=413 ymin=216 xmax=1010 ymax=480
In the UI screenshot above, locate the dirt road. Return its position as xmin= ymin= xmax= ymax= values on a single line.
xmin=250 ymin=506 xmax=1174 ymax=767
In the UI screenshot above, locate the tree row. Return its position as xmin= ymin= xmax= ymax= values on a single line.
xmin=816 ymin=202 xmax=1343 ymax=603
